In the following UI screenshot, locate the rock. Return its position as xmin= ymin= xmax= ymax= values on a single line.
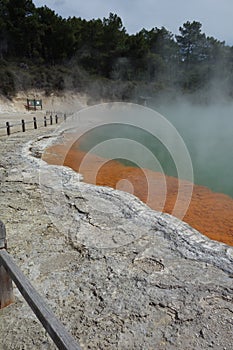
xmin=0 ymin=126 xmax=232 ymax=350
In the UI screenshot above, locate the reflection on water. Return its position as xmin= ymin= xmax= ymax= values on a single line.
xmin=43 ymin=131 xmax=233 ymax=247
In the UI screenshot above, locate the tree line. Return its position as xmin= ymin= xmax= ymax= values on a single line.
xmin=0 ymin=0 xmax=233 ymax=99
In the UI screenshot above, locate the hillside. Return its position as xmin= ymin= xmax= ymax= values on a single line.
xmin=0 ymin=1 xmax=233 ymax=101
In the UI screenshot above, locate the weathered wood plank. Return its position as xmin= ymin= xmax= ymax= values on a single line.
xmin=0 ymin=264 xmax=14 ymax=309
xmin=0 ymin=249 xmax=81 ymax=350
xmin=0 ymin=220 xmax=6 ymax=249
xmin=0 ymin=221 xmax=14 ymax=309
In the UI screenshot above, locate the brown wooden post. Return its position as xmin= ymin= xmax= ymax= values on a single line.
xmin=0 ymin=247 xmax=81 ymax=349
xmin=6 ymin=122 xmax=10 ymax=136
xmin=44 ymin=116 xmax=47 ymax=127
xmin=33 ymin=117 xmax=37 ymax=129
xmin=50 ymin=115 xmax=53 ymax=125
xmin=22 ymin=119 xmax=25 ymax=132
xmin=55 ymin=114 xmax=58 ymax=124
xmin=0 ymin=221 xmax=14 ymax=309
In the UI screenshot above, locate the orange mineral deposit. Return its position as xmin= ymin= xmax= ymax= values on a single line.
xmin=43 ymin=137 xmax=233 ymax=247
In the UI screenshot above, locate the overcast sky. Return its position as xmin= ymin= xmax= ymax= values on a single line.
xmin=33 ymin=0 xmax=233 ymax=45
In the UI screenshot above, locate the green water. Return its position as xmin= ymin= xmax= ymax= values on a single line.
xmin=76 ymin=102 xmax=233 ymax=198
xmin=156 ymin=102 xmax=233 ymax=198
xmin=77 ymin=123 xmax=177 ymax=174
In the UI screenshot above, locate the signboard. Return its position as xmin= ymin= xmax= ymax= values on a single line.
xmin=25 ymin=99 xmax=43 ymax=110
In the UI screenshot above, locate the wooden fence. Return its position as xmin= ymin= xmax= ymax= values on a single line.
xmin=0 ymin=111 xmax=67 ymax=136
xmin=0 ymin=221 xmax=81 ymax=350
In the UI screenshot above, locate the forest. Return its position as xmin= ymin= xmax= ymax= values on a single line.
xmin=0 ymin=0 xmax=233 ymax=101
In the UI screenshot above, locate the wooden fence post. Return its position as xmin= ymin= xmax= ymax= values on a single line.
xmin=44 ymin=116 xmax=47 ymax=127
xmin=64 ymin=113 xmax=67 ymax=122
xmin=50 ymin=115 xmax=53 ymax=125
xmin=6 ymin=122 xmax=10 ymax=136
xmin=0 ymin=249 xmax=80 ymax=349
xmin=0 ymin=221 xmax=14 ymax=309
xmin=22 ymin=119 xmax=25 ymax=132
xmin=55 ymin=114 xmax=58 ymax=124
xmin=33 ymin=117 xmax=37 ymax=130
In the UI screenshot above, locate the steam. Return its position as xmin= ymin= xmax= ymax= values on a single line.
xmin=155 ymin=99 xmax=233 ymax=197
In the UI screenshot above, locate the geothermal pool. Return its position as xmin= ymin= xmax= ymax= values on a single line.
xmin=43 ymin=100 xmax=233 ymax=247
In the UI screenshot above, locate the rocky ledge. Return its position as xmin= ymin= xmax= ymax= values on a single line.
xmin=0 ymin=126 xmax=232 ymax=350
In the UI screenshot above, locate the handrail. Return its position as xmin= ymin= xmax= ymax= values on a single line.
xmin=0 ymin=112 xmax=67 ymax=136
xmin=0 ymin=221 xmax=81 ymax=350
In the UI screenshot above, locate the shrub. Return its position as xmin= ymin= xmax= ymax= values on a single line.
xmin=0 ymin=69 xmax=16 ymax=98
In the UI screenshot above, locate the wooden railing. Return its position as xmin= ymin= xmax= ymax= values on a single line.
xmin=0 ymin=111 xmax=67 ymax=136
xmin=0 ymin=221 xmax=81 ymax=350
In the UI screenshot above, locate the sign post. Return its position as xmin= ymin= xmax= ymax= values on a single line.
xmin=25 ymin=99 xmax=43 ymax=110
